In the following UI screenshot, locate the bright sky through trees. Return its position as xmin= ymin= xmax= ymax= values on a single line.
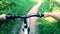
xmin=55 ymin=0 xmax=60 ymax=2
xmin=30 ymin=0 xmax=42 ymax=2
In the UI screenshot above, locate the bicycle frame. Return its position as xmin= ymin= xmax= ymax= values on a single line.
xmin=6 ymin=13 xmax=44 ymax=34
xmin=23 ymin=18 xmax=30 ymax=34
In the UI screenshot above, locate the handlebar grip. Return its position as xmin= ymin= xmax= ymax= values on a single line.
xmin=38 ymin=13 xmax=44 ymax=17
xmin=6 ymin=15 xmax=15 ymax=19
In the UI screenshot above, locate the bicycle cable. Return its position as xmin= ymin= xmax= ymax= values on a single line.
xmin=29 ymin=18 xmax=31 ymax=28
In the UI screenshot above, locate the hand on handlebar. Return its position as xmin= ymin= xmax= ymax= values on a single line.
xmin=44 ymin=12 xmax=49 ymax=17
xmin=0 ymin=14 xmax=6 ymax=19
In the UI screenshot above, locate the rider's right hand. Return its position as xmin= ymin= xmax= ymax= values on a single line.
xmin=44 ymin=12 xmax=50 ymax=17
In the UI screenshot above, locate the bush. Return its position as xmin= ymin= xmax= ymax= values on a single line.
xmin=37 ymin=0 xmax=60 ymax=34
xmin=0 ymin=0 xmax=36 ymax=34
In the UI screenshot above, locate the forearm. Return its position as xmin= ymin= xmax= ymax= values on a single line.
xmin=48 ymin=12 xmax=60 ymax=20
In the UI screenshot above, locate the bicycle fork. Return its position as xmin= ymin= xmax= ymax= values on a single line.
xmin=23 ymin=18 xmax=30 ymax=34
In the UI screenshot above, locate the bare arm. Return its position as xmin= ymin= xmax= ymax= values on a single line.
xmin=44 ymin=11 xmax=60 ymax=20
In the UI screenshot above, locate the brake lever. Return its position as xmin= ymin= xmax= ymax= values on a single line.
xmin=37 ymin=13 xmax=44 ymax=17
xmin=6 ymin=14 xmax=16 ymax=21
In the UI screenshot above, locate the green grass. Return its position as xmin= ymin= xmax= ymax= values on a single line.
xmin=37 ymin=0 xmax=60 ymax=34
xmin=0 ymin=0 xmax=36 ymax=34
xmin=1 ymin=0 xmax=60 ymax=34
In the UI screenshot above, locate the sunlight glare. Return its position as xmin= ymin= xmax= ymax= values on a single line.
xmin=45 ymin=17 xmax=57 ymax=22
xmin=55 ymin=0 xmax=60 ymax=2
xmin=52 ymin=6 xmax=60 ymax=12
xmin=30 ymin=0 xmax=41 ymax=2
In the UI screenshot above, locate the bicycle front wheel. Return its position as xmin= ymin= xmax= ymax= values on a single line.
xmin=24 ymin=28 xmax=28 ymax=34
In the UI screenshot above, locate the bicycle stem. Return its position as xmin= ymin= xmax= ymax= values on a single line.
xmin=24 ymin=18 xmax=28 ymax=28
xmin=23 ymin=18 xmax=30 ymax=34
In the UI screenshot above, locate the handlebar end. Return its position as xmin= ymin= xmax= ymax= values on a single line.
xmin=38 ymin=13 xmax=44 ymax=17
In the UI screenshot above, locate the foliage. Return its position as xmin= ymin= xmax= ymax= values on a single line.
xmin=37 ymin=0 xmax=60 ymax=34
xmin=1 ymin=0 xmax=60 ymax=34
xmin=0 ymin=0 xmax=36 ymax=34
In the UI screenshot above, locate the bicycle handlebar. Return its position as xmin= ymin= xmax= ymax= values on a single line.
xmin=6 ymin=13 xmax=44 ymax=19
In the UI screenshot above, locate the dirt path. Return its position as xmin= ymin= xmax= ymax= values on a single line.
xmin=27 ymin=1 xmax=43 ymax=34
xmin=19 ymin=0 xmax=43 ymax=34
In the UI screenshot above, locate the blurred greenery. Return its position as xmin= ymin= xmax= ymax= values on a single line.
xmin=37 ymin=0 xmax=60 ymax=34
xmin=0 ymin=0 xmax=60 ymax=34
xmin=0 ymin=0 xmax=36 ymax=34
